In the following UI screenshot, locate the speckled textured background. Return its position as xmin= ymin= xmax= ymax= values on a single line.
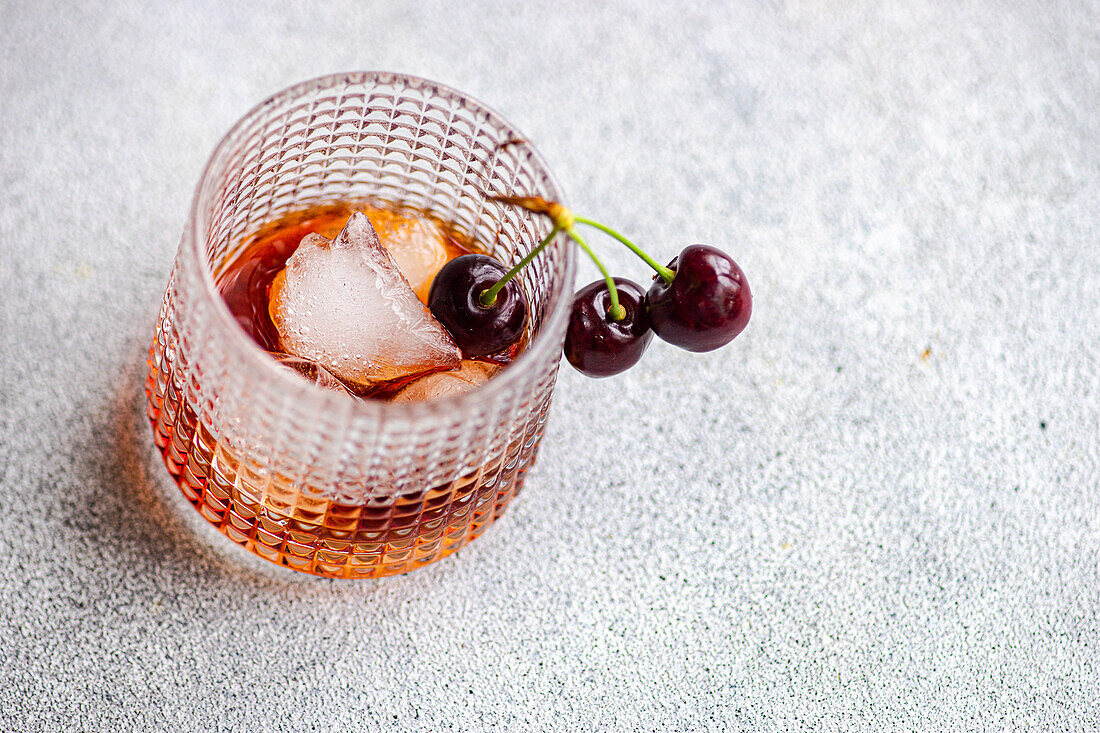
xmin=1 ymin=1 xmax=1098 ymax=730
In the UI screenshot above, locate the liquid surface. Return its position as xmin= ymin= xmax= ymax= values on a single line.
xmin=216 ymin=202 xmax=523 ymax=399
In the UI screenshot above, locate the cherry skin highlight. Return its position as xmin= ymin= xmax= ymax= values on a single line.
xmin=645 ymin=245 xmax=751 ymax=352
xmin=564 ymin=278 xmax=653 ymax=377
xmin=428 ymin=254 xmax=527 ymax=357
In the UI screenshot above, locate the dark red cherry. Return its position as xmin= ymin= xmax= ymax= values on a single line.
xmin=564 ymin=278 xmax=653 ymax=377
xmin=646 ymin=245 xmax=751 ymax=352
xmin=428 ymin=254 xmax=527 ymax=357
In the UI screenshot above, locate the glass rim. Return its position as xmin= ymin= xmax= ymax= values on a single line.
xmin=184 ymin=71 xmax=576 ymax=420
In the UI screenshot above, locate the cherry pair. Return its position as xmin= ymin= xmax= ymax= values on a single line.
xmin=427 ymin=196 xmax=751 ymax=377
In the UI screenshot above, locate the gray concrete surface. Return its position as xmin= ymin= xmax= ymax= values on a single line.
xmin=1 ymin=1 xmax=1098 ymax=730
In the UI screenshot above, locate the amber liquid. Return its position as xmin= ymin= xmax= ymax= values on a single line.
xmin=147 ymin=202 xmax=538 ymax=578
xmin=218 ymin=201 xmax=522 ymax=398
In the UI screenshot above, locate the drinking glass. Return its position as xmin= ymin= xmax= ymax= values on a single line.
xmin=146 ymin=72 xmax=575 ymax=578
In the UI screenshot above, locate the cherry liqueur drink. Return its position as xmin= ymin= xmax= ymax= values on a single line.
xmin=147 ymin=73 xmax=575 ymax=578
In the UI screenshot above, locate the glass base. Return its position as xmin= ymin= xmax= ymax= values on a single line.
xmin=146 ymin=345 xmax=541 ymax=579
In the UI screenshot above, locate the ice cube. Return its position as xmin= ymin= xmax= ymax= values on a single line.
xmin=270 ymin=353 xmax=355 ymax=396
xmin=269 ymin=212 xmax=462 ymax=388
xmin=368 ymin=208 xmax=449 ymax=303
xmin=391 ymin=360 xmax=496 ymax=403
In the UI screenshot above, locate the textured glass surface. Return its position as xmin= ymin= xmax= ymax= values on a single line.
xmin=146 ymin=72 xmax=574 ymax=578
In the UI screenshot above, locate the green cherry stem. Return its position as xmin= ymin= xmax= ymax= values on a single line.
xmin=565 ymin=227 xmax=626 ymax=322
xmin=479 ymin=194 xmax=626 ymax=321
xmin=479 ymin=225 xmax=561 ymax=307
xmin=573 ymin=216 xmax=676 ymax=284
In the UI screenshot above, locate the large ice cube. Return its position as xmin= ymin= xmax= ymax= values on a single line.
xmin=391 ymin=360 xmax=496 ymax=403
xmin=269 ymin=212 xmax=461 ymax=388
xmin=368 ymin=208 xmax=450 ymax=303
